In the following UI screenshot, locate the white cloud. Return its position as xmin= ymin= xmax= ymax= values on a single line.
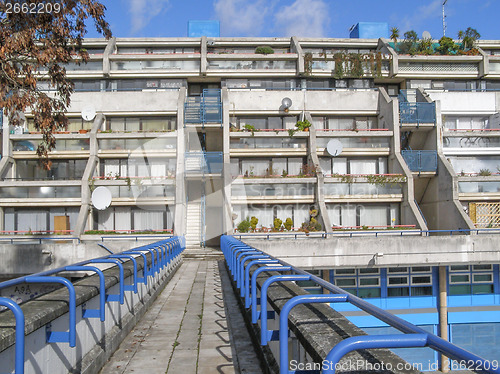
xmin=128 ymin=0 xmax=170 ymax=34
xmin=214 ymin=0 xmax=272 ymax=36
xmin=274 ymin=0 xmax=329 ymax=37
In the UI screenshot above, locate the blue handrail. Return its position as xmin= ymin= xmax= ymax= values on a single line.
xmin=0 ymin=236 xmax=185 ymax=373
xmin=221 ymin=235 xmax=500 ymax=374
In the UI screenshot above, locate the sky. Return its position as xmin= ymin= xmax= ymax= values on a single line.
xmin=85 ymin=0 xmax=498 ymax=40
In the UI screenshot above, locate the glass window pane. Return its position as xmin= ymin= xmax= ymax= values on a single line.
xmin=449 ymin=285 xmax=471 ymax=295
xmin=411 ymin=266 xmax=431 ymax=272
xmin=335 ymin=269 xmax=355 ymax=275
xmin=389 ymin=276 xmax=408 ymax=285
xmin=359 ymin=277 xmax=379 ymax=286
xmin=412 ymin=276 xmax=432 ymax=285
xmin=359 ymin=268 xmax=379 ymax=274
xmin=411 ymin=286 xmax=433 ymax=296
xmin=450 ymin=265 xmax=469 ymax=272
xmin=388 ymin=287 xmax=409 ymax=297
xmin=450 ymin=274 xmax=470 ymax=283
xmin=357 ymin=288 xmax=380 ymax=298
xmin=472 ymin=265 xmax=493 ymax=271
xmin=472 ymin=284 xmax=494 ymax=294
xmin=336 ymin=278 xmax=356 ymax=287
xmin=389 ymin=267 xmax=408 ymax=273
xmin=473 ymin=274 xmax=492 ymax=283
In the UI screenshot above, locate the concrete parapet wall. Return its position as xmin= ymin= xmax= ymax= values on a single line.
xmin=0 ymin=253 xmax=182 ymax=374
xmin=228 ymin=264 xmax=420 ymax=374
xmin=0 ymin=239 xmax=166 ymax=277
xmin=243 ymin=235 xmax=500 ymax=269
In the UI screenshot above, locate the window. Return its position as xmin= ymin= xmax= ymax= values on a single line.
xmin=333 ymin=268 xmax=381 ymax=298
xmin=449 ymin=265 xmax=494 ymax=295
xmin=387 ymin=267 xmax=433 ymax=297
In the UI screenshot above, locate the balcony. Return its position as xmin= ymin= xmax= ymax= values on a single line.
xmin=399 ymin=101 xmax=436 ymax=126
xmin=316 ymin=136 xmax=391 ymax=156
xmin=184 ymin=89 xmax=222 ymax=127
xmin=231 ymin=181 xmax=315 ymax=203
xmin=185 ymin=152 xmax=223 ymax=175
xmin=97 ymin=137 xmax=176 ymax=156
xmin=324 ymin=182 xmax=402 ymax=195
xmin=402 ymin=150 xmax=438 ymax=173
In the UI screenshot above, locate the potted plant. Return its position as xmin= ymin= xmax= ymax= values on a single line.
xmin=295 ymin=120 xmax=311 ymax=132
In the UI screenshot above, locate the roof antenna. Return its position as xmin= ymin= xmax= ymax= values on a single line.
xmin=442 ymin=0 xmax=448 ymax=37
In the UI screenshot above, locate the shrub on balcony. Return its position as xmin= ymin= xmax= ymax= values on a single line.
xmin=255 ymin=46 xmax=274 ymax=55
xmin=300 ymin=217 xmax=322 ymax=232
xmin=273 ymin=218 xmax=283 ymax=231
xmin=284 ymin=218 xmax=293 ymax=231
xmin=237 ymin=218 xmax=251 ymax=233
xmin=250 ymin=216 xmax=259 ymax=231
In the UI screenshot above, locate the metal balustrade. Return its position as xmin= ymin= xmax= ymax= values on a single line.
xmin=184 ymin=89 xmax=222 ymax=127
xmin=221 ymin=235 xmax=499 ymax=374
xmin=402 ymin=150 xmax=438 ymax=172
xmin=0 ymin=237 xmax=185 ymax=374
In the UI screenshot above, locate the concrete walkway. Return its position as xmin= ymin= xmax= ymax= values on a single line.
xmin=100 ymin=256 xmax=263 ymax=374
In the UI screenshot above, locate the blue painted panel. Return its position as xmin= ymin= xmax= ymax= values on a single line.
xmin=349 ymin=22 xmax=389 ymax=39
xmin=448 ymin=310 xmax=500 ymax=324
xmin=347 ymin=313 xmax=438 ymax=328
xmin=448 ymin=294 xmax=497 ymax=307
xmin=331 ymin=296 xmax=436 ymax=311
xmin=188 ymin=21 xmax=220 ymax=37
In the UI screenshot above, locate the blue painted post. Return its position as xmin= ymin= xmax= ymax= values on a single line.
xmin=0 ymin=298 xmax=25 ymax=374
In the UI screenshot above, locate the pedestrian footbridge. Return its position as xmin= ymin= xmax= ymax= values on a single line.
xmin=0 ymin=237 xmax=497 ymax=374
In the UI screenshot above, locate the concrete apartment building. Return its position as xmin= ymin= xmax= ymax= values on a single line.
xmin=2 ymin=33 xmax=500 ymax=365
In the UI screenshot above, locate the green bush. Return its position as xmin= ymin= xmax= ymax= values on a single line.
xmin=250 ymin=216 xmax=259 ymax=231
xmin=237 ymin=218 xmax=251 ymax=233
xmin=255 ymin=46 xmax=274 ymax=55
xmin=284 ymin=218 xmax=293 ymax=231
xmin=273 ymin=218 xmax=283 ymax=231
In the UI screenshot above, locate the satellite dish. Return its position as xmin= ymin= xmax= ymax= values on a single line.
xmin=326 ymin=139 xmax=343 ymax=157
xmin=281 ymin=97 xmax=292 ymax=109
xmin=92 ymin=187 xmax=112 ymax=210
xmin=81 ymin=106 xmax=96 ymax=121
xmin=422 ymin=31 xmax=432 ymax=40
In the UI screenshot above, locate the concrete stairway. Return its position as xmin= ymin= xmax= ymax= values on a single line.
xmin=185 ymin=202 xmax=202 ymax=247
xmin=185 ymin=154 xmax=203 ymax=174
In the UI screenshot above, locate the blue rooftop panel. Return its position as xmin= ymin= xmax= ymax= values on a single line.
xmin=350 ymin=22 xmax=389 ymax=39
xmin=188 ymin=21 xmax=220 ymax=37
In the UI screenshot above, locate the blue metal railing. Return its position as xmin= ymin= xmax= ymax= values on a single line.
xmin=221 ymin=235 xmax=499 ymax=374
xmin=184 ymin=89 xmax=222 ymax=126
xmin=185 ymin=151 xmax=223 ymax=174
xmin=398 ymin=91 xmax=436 ymax=126
xmin=402 ymin=150 xmax=438 ymax=172
xmin=399 ymin=101 xmax=436 ymax=125
xmin=0 ymin=237 xmax=184 ymax=374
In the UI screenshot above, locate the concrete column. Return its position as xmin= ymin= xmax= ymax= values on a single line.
xmin=478 ymin=47 xmax=489 ymax=78
xmin=103 ymin=37 xmax=116 ymax=77
xmin=174 ymin=87 xmax=187 ymax=236
xmin=74 ymin=114 xmax=104 ymax=235
xmin=322 ymin=270 xmax=330 ymax=294
xmin=291 ymin=36 xmax=305 ymax=76
xmin=222 ymin=88 xmax=233 ymax=234
xmin=438 ymin=266 xmax=449 ymax=373
xmin=200 ymin=36 xmax=207 ymax=76
xmin=305 ymin=112 xmax=332 ymax=233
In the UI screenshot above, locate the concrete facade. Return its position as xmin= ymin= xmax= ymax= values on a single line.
xmin=2 ymin=36 xmax=500 ymax=247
